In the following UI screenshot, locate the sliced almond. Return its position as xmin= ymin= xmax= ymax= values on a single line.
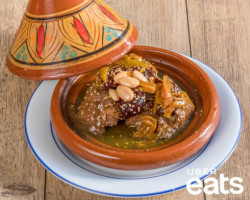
xmin=119 ymin=77 xmax=140 ymax=88
xmin=132 ymin=70 xmax=148 ymax=82
xmin=109 ymin=89 xmax=119 ymax=101
xmin=116 ymin=85 xmax=134 ymax=102
xmin=114 ymin=71 xmax=130 ymax=84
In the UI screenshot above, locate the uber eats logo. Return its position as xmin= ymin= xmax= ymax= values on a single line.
xmin=186 ymin=169 xmax=244 ymax=195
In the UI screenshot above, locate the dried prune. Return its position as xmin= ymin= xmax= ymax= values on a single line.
xmin=118 ymin=88 xmax=146 ymax=117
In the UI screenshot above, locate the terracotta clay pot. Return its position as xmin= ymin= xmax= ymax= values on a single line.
xmin=51 ymin=46 xmax=220 ymax=170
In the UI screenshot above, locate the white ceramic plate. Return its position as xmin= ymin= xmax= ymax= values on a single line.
xmin=25 ymin=55 xmax=242 ymax=197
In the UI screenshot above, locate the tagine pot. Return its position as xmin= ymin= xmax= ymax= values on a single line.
xmin=6 ymin=0 xmax=220 ymax=171
xmin=50 ymin=46 xmax=220 ymax=170
xmin=6 ymin=0 xmax=138 ymax=80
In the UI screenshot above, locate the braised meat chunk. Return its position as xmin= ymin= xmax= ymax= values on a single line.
xmin=68 ymin=83 xmax=121 ymax=135
xmin=126 ymin=101 xmax=195 ymax=140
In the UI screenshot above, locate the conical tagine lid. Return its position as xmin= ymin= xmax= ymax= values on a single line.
xmin=6 ymin=0 xmax=138 ymax=80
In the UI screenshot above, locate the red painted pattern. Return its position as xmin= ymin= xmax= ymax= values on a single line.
xmin=73 ymin=18 xmax=90 ymax=44
xmin=37 ymin=24 xmax=45 ymax=57
xmin=97 ymin=4 xmax=121 ymax=24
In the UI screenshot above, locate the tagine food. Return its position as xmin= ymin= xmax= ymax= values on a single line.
xmin=67 ymin=54 xmax=195 ymax=149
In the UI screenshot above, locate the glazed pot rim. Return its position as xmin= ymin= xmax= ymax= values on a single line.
xmin=51 ymin=45 xmax=220 ymax=169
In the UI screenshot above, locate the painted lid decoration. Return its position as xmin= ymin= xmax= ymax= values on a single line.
xmin=7 ymin=0 xmax=138 ymax=80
